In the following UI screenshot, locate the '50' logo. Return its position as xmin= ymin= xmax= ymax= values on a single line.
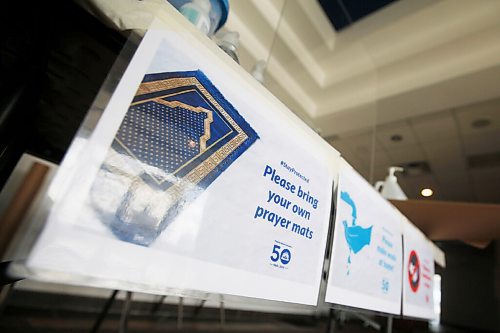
xmin=270 ymin=245 xmax=291 ymax=265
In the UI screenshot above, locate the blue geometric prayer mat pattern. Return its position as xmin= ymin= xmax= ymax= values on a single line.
xmin=93 ymin=70 xmax=258 ymax=246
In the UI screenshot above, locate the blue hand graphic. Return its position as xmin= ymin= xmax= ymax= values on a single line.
xmin=343 ymin=220 xmax=373 ymax=254
xmin=340 ymin=191 xmax=373 ymax=275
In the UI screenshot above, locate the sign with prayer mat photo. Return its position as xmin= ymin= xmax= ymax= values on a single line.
xmin=23 ymin=17 xmax=341 ymax=305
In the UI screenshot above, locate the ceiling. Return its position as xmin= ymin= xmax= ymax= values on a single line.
xmin=223 ymin=0 xmax=500 ymax=203
xmin=318 ymin=0 xmax=397 ymax=31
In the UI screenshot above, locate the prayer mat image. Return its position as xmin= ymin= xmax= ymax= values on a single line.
xmin=88 ymin=70 xmax=259 ymax=246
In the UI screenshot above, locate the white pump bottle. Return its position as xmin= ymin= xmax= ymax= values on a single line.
xmin=374 ymin=166 xmax=407 ymax=200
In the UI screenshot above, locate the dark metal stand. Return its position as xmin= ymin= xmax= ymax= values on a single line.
xmin=386 ymin=315 xmax=393 ymax=333
xmin=150 ymin=295 xmax=167 ymax=314
xmin=219 ymin=295 xmax=225 ymax=329
xmin=0 ymin=282 xmax=15 ymax=316
xmin=325 ymin=309 xmax=337 ymax=333
xmin=192 ymin=299 xmax=206 ymax=318
xmin=119 ymin=291 xmax=132 ymax=333
xmin=90 ymin=289 xmax=119 ymax=333
xmin=177 ymin=297 xmax=184 ymax=329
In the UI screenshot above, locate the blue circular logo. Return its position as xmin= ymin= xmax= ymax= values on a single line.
xmin=280 ymin=249 xmax=291 ymax=265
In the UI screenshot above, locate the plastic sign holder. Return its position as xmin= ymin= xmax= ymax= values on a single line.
xmin=11 ymin=6 xmax=341 ymax=307
xmin=325 ymin=159 xmax=403 ymax=315
xmin=401 ymin=217 xmax=435 ymax=320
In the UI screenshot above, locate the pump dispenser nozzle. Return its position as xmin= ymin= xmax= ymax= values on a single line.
xmin=388 ymin=166 xmax=404 ymax=180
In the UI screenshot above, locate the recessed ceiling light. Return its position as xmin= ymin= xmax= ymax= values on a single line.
xmin=390 ymin=134 xmax=403 ymax=142
xmin=471 ymin=118 xmax=491 ymax=129
xmin=421 ymin=188 xmax=433 ymax=197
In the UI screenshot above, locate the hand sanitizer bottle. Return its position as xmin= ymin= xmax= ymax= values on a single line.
xmin=180 ymin=0 xmax=212 ymax=36
xmin=375 ymin=166 xmax=408 ymax=200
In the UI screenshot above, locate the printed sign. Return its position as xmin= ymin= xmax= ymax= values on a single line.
xmin=325 ymin=160 xmax=402 ymax=314
xmin=24 ymin=18 xmax=340 ymax=305
xmin=402 ymin=218 xmax=435 ymax=319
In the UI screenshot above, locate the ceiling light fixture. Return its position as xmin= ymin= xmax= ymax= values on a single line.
xmin=471 ymin=118 xmax=491 ymax=129
xmin=421 ymin=188 xmax=433 ymax=197
xmin=390 ymin=134 xmax=403 ymax=142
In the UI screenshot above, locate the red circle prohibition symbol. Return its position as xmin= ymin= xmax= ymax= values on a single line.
xmin=408 ymin=250 xmax=420 ymax=292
